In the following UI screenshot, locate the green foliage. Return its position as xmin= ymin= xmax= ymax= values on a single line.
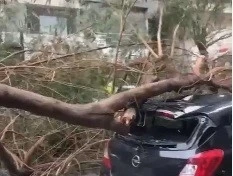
xmin=77 ymin=5 xmax=120 ymax=34
xmin=150 ymin=0 xmax=230 ymax=44
xmin=14 ymin=68 xmax=109 ymax=104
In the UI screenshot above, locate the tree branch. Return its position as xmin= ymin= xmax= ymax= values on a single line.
xmin=157 ymin=5 xmax=164 ymax=56
xmin=207 ymin=33 xmax=232 ymax=48
xmin=170 ymin=23 xmax=180 ymax=57
xmin=0 ymin=141 xmax=33 ymax=176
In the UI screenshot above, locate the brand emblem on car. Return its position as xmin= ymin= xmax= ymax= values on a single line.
xmin=132 ymin=155 xmax=141 ymax=167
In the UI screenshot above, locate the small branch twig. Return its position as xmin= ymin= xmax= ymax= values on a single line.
xmin=170 ymin=14 xmax=185 ymax=57
xmin=0 ymin=115 xmax=19 ymax=141
xmin=157 ymin=5 xmax=164 ymax=56
xmin=0 ymin=50 xmax=30 ymax=63
xmin=11 ymin=116 xmax=24 ymax=161
xmin=23 ymin=136 xmax=46 ymax=166
xmin=206 ymin=33 xmax=232 ymax=48
xmin=170 ymin=23 xmax=180 ymax=57
xmin=111 ymin=0 xmax=138 ymax=94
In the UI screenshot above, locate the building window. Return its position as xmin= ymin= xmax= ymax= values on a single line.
xmin=26 ymin=4 xmax=77 ymax=34
xmin=39 ymin=15 xmax=67 ymax=35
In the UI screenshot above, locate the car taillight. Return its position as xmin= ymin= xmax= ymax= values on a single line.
xmin=103 ymin=140 xmax=111 ymax=169
xmin=179 ymin=149 xmax=224 ymax=176
xmin=156 ymin=109 xmax=175 ymax=119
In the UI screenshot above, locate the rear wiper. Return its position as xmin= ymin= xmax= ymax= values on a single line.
xmin=144 ymin=139 xmax=177 ymax=146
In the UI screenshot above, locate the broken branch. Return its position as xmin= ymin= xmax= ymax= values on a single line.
xmin=0 ymin=141 xmax=33 ymax=176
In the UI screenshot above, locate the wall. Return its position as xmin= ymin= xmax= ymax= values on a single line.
xmin=126 ymin=8 xmax=148 ymax=33
xmin=144 ymin=0 xmax=159 ymax=18
xmin=217 ymin=13 xmax=232 ymax=29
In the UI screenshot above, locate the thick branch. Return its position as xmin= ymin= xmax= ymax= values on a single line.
xmin=0 ymin=74 xmax=200 ymax=133
xmin=99 ymin=74 xmax=200 ymax=111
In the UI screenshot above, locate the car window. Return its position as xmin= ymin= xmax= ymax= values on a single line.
xmin=142 ymin=113 xmax=199 ymax=143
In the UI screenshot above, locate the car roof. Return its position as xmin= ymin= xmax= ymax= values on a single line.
xmin=143 ymin=94 xmax=232 ymax=125
xmin=183 ymin=93 xmax=231 ymax=104
xmin=179 ymin=94 xmax=232 ymax=125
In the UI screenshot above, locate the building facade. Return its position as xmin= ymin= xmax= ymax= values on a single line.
xmin=0 ymin=0 xmax=158 ymax=60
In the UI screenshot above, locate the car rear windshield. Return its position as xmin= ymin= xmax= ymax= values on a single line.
xmin=130 ymin=112 xmax=199 ymax=143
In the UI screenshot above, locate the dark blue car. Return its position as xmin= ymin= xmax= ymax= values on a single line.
xmin=100 ymin=94 xmax=232 ymax=176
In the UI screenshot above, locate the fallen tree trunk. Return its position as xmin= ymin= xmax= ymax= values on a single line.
xmin=0 ymin=65 xmax=231 ymax=135
xmin=0 ymin=74 xmax=200 ymax=134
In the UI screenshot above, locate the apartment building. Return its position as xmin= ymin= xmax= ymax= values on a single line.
xmin=0 ymin=0 xmax=158 ymax=60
